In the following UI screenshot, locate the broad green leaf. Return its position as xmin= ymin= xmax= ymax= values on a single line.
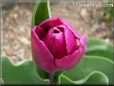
xmin=62 ymin=55 xmax=114 ymax=84
xmin=1 ymin=56 xmax=48 ymax=84
xmin=59 ymin=71 xmax=108 ymax=84
xmin=86 ymin=38 xmax=113 ymax=60
xmin=32 ymin=0 xmax=51 ymax=27
xmin=36 ymin=66 xmax=49 ymax=79
xmin=85 ymin=71 xmax=108 ymax=84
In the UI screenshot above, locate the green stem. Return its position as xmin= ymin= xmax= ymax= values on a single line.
xmin=49 ymin=71 xmax=55 ymax=84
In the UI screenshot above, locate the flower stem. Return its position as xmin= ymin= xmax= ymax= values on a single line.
xmin=49 ymin=71 xmax=55 ymax=84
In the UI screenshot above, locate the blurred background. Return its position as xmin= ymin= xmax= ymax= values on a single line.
xmin=1 ymin=0 xmax=113 ymax=63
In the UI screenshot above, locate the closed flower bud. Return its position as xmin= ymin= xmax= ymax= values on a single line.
xmin=32 ymin=17 xmax=87 ymax=73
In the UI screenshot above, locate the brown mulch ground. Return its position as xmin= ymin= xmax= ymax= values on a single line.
xmin=1 ymin=1 xmax=113 ymax=63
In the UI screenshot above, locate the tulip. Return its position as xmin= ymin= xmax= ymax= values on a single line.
xmin=31 ymin=17 xmax=87 ymax=73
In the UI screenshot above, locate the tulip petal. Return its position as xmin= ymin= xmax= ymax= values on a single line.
xmin=34 ymin=26 xmax=46 ymax=40
xmin=55 ymin=47 xmax=83 ymax=70
xmin=43 ymin=27 xmax=67 ymax=59
xmin=40 ymin=17 xmax=62 ymax=32
xmin=32 ymin=26 xmax=55 ymax=73
xmin=80 ymin=35 xmax=87 ymax=48
xmin=55 ymin=36 xmax=87 ymax=70
xmin=64 ymin=28 xmax=77 ymax=54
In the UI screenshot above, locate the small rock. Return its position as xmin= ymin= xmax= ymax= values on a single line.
xmin=80 ymin=9 xmax=88 ymax=18
xmin=15 ymin=49 xmax=24 ymax=60
xmin=14 ymin=13 xmax=18 ymax=19
xmin=18 ymin=37 xmax=30 ymax=45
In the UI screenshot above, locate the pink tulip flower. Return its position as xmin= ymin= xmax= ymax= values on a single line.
xmin=32 ymin=17 xmax=87 ymax=73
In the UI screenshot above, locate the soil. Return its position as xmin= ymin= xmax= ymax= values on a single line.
xmin=1 ymin=1 xmax=113 ymax=63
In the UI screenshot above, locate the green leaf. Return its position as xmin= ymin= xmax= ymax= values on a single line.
xmin=1 ymin=56 xmax=48 ymax=84
xmin=62 ymin=55 xmax=114 ymax=84
xmin=86 ymin=38 xmax=113 ymax=60
xmin=59 ymin=71 xmax=109 ymax=85
xmin=32 ymin=0 xmax=51 ymax=27
xmin=84 ymin=71 xmax=108 ymax=84
xmin=36 ymin=66 xmax=49 ymax=79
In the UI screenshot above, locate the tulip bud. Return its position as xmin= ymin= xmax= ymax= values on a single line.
xmin=32 ymin=17 xmax=87 ymax=73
